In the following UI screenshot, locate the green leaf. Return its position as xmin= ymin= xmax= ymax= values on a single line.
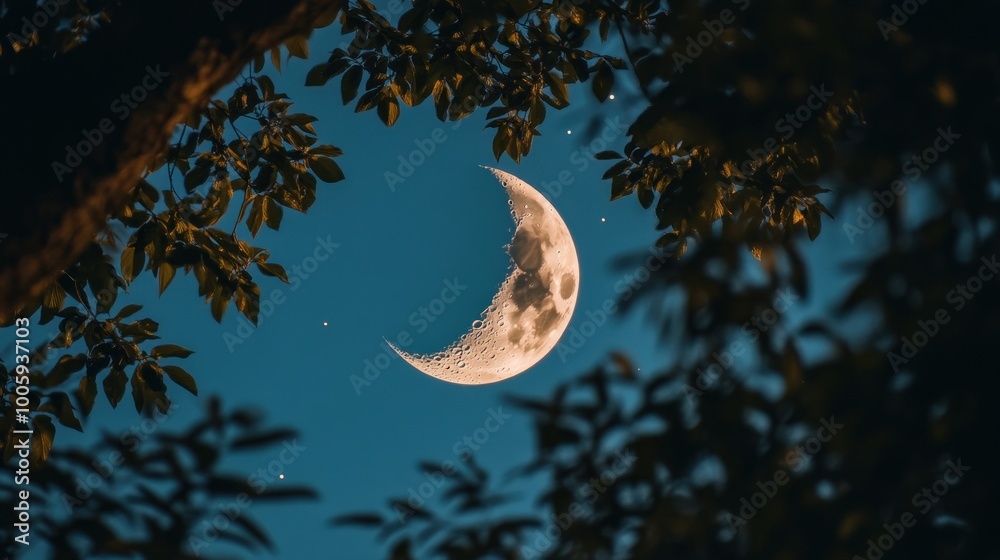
xmin=158 ymin=262 xmax=176 ymax=295
xmin=547 ymin=72 xmax=569 ymax=105
xmin=47 ymin=354 xmax=87 ymax=387
xmin=603 ymin=159 xmax=631 ymax=180
xmin=32 ymin=415 xmax=55 ymax=462
xmin=378 ymin=96 xmax=400 ymax=126
xmin=595 ymin=151 xmax=622 ymax=160
xmin=656 ymin=231 xmax=679 ymax=247
xmin=341 ymin=65 xmax=363 ymax=104
xmin=806 ymin=207 xmax=822 ymax=240
xmin=184 ymin=165 xmax=212 ymax=191
xmin=258 ymin=75 xmax=276 ymax=100
xmin=131 ymin=368 xmax=146 ymax=413
xmin=487 ymin=106 xmax=510 ymax=119
xmin=103 ymin=367 xmax=128 ymax=408
xmin=311 ymin=156 xmax=345 ymax=183
xmin=492 ymin=127 xmax=511 ymax=161
xmin=42 ymin=282 xmax=66 ymax=314
xmin=355 ymin=88 xmax=381 ymax=113
xmin=121 ymin=245 xmax=146 ymax=283
xmin=285 ymin=35 xmax=309 ymax=59
xmin=77 ymin=375 xmax=98 ymax=415
xmin=529 ymin=97 xmax=546 ymax=125
xmin=398 ymin=8 xmax=423 ymax=31
xmin=305 ymin=63 xmax=330 ymax=86
xmin=610 ymin=175 xmax=632 ymax=201
xmin=247 ymin=197 xmax=265 ymax=237
xmin=310 ymin=145 xmax=343 ymax=157
xmin=432 ymin=80 xmax=449 ymax=121
xmin=271 ymin=46 xmax=282 ymax=73
xmin=163 ymin=365 xmax=198 ymax=396
xmin=150 ymin=344 xmax=195 ymax=359
xmin=607 ymin=56 xmax=628 ymax=70
xmin=114 ymin=304 xmax=143 ymax=321
xmin=211 ymin=290 xmax=230 ymax=323
xmin=264 ymin=197 xmax=283 ymax=230
xmin=53 ymin=393 xmax=82 ymax=431
xmin=638 ymin=185 xmax=654 ymax=208
xmin=592 ymin=60 xmax=614 ymax=101
xmin=256 ymin=262 xmax=290 ymax=283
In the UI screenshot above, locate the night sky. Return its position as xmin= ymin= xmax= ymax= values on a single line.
xmin=24 ymin=19 xmax=882 ymax=559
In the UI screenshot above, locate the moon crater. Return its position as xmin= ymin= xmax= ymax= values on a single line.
xmin=387 ymin=168 xmax=580 ymax=385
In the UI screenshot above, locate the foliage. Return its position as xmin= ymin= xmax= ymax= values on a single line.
xmin=0 ymin=397 xmax=316 ymax=559
xmin=307 ymin=0 xmax=629 ymax=161
xmin=327 ymin=0 xmax=1000 ymax=559
xmin=2 ymin=0 xmax=999 ymax=558
xmin=1 ymin=12 xmax=343 ymax=468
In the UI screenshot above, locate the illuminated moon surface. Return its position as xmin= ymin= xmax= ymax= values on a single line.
xmin=388 ymin=168 xmax=580 ymax=385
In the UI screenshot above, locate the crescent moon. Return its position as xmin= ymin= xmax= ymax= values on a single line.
xmin=388 ymin=167 xmax=580 ymax=385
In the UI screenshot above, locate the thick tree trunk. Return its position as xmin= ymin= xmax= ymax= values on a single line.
xmin=0 ymin=0 xmax=338 ymax=323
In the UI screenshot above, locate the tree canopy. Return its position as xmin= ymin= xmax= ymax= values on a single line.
xmin=2 ymin=0 xmax=998 ymax=558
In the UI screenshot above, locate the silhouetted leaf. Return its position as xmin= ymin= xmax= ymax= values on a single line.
xmin=311 ymin=156 xmax=345 ymax=183
xmin=342 ymin=65 xmax=363 ymax=104
xmin=231 ymin=429 xmax=297 ymax=449
xmin=104 ymin=367 xmax=127 ymax=408
xmin=151 ymin=344 xmax=194 ymax=359
xmin=163 ymin=365 xmax=198 ymax=396
xmin=331 ymin=513 xmax=385 ymax=527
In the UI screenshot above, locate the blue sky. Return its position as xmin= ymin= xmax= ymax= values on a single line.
xmin=30 ymin=24 xmax=666 ymax=559
xmin=26 ymin=11 xmax=889 ymax=558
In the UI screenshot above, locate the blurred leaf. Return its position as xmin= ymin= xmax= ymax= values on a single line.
xmin=231 ymin=429 xmax=297 ymax=449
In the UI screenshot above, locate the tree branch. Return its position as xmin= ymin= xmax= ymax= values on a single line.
xmin=0 ymin=0 xmax=340 ymax=323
